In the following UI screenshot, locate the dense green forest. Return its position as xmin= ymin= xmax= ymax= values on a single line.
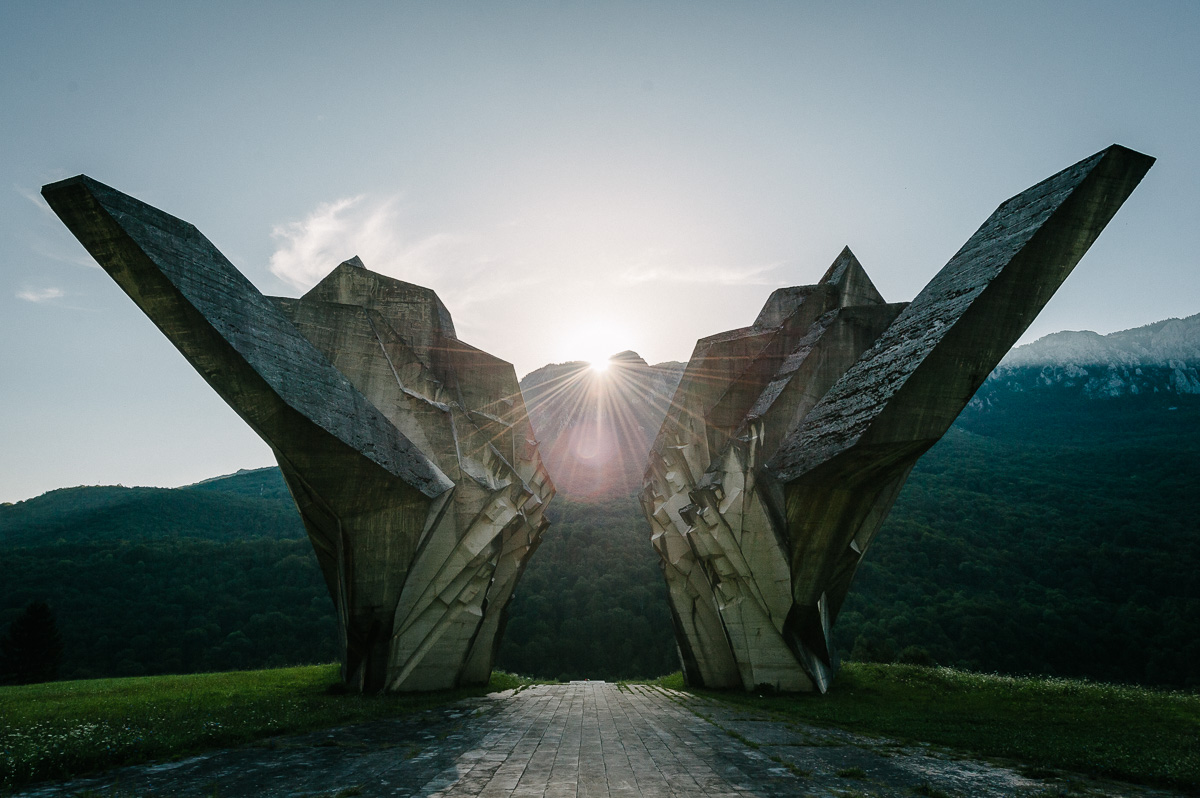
xmin=0 ymin=472 xmax=303 ymax=548
xmin=0 ymin=470 xmax=335 ymax=679
xmin=495 ymin=497 xmax=677 ymax=680
xmin=839 ymin=391 xmax=1200 ymax=687
xmin=2 ymin=392 xmax=1198 ymax=686
xmin=506 ymin=392 xmax=1200 ymax=685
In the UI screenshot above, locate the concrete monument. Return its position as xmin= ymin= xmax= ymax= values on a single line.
xmin=42 ymin=176 xmax=554 ymax=692
xmin=642 ymin=145 xmax=1154 ymax=692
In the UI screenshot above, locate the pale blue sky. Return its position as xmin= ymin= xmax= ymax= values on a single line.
xmin=3 ymin=1 xmax=1198 ymax=502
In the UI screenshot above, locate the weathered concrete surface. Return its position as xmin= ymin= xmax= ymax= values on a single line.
xmin=12 ymin=683 xmax=1182 ymax=797
xmin=41 ymin=178 xmax=554 ymax=693
xmin=643 ymin=251 xmax=906 ymax=694
xmin=642 ymin=145 xmax=1154 ymax=693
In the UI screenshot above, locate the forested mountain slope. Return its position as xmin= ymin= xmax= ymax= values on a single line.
xmin=840 ymin=391 xmax=1200 ymax=686
xmin=3 ymin=316 xmax=1199 ymax=686
xmin=0 ymin=468 xmax=302 ymax=548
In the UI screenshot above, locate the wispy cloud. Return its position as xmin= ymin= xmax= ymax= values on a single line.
xmin=267 ymin=193 xmax=790 ymax=348
xmin=27 ymin=240 xmax=100 ymax=269
xmin=614 ymin=256 xmax=787 ymax=287
xmin=14 ymin=184 xmax=102 ymax=269
xmin=266 ymin=194 xmax=547 ymax=330
xmin=13 ymin=184 xmax=55 ymax=218
xmin=17 ymin=286 xmax=64 ymax=303
xmin=268 ymin=195 xmax=459 ymax=291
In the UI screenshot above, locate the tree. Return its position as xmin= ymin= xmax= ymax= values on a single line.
xmin=0 ymin=600 xmax=64 ymax=684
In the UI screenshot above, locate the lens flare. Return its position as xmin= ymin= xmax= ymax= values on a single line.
xmin=521 ymin=353 xmax=675 ymax=500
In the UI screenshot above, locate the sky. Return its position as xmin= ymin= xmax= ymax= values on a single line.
xmin=2 ymin=1 xmax=1198 ymax=503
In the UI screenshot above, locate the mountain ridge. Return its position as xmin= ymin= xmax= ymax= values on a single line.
xmin=4 ymin=313 xmax=1200 ymax=686
xmin=1003 ymin=312 xmax=1200 ymax=367
xmin=0 ymin=469 xmax=302 ymax=548
xmin=12 ymin=312 xmax=1198 ymax=508
xmin=518 ymin=352 xmax=685 ymax=499
xmin=979 ymin=312 xmax=1200 ymax=402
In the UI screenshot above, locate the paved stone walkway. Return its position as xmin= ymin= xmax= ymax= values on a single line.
xmin=15 ymin=682 xmax=1185 ymax=797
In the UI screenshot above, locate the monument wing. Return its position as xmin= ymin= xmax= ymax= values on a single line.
xmin=643 ymin=144 xmax=1153 ymax=692
xmin=41 ymin=175 xmax=450 ymax=496
xmin=42 ymin=177 xmax=553 ymax=692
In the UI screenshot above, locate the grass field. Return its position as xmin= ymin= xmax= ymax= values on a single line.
xmin=0 ymin=664 xmax=525 ymax=792
xmin=7 ymin=663 xmax=1199 ymax=794
xmin=686 ymin=663 xmax=1200 ymax=791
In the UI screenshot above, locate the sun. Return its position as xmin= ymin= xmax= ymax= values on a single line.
xmin=553 ymin=318 xmax=634 ymax=374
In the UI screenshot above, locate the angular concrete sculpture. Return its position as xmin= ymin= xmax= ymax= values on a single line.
xmin=642 ymin=145 xmax=1154 ymax=692
xmin=42 ymin=176 xmax=554 ymax=692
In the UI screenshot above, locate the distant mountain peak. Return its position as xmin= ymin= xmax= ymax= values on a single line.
xmin=519 ymin=354 xmax=685 ymax=499
xmin=1003 ymin=312 xmax=1200 ymax=367
xmin=610 ymin=350 xmax=648 ymax=366
xmin=979 ymin=312 xmax=1200 ymax=402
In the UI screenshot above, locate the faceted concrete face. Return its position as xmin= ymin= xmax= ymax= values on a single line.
xmin=642 ymin=145 xmax=1154 ymax=692
xmin=42 ymin=177 xmax=554 ymax=693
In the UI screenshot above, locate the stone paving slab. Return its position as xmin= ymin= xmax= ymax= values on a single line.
xmin=12 ymin=682 xmax=1188 ymax=797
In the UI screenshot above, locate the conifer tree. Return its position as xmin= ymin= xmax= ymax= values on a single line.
xmin=0 ymin=600 xmax=64 ymax=684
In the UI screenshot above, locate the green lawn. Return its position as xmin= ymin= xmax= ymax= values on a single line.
xmin=0 ymin=664 xmax=526 ymax=792
xmin=9 ymin=663 xmax=1198 ymax=794
xmin=688 ymin=663 xmax=1200 ymax=791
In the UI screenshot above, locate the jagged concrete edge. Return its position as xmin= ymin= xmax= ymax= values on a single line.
xmin=41 ymin=175 xmax=453 ymax=498
xmin=767 ymin=144 xmax=1154 ymax=484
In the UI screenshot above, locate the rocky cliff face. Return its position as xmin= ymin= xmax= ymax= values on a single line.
xmin=974 ymin=313 xmax=1200 ymax=405
xmin=520 ymin=352 xmax=685 ymax=499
